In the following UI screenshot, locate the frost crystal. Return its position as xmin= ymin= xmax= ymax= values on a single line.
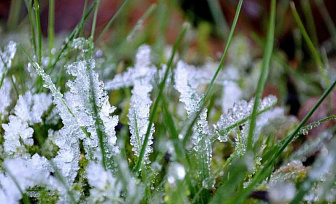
xmin=86 ymin=162 xmax=122 ymax=203
xmin=0 ymin=41 xmax=17 ymax=76
xmin=31 ymin=56 xmax=119 ymax=182
xmin=106 ymin=45 xmax=155 ymax=164
xmin=174 ymin=61 xmax=212 ymax=181
xmin=0 ymin=41 xmax=17 ymax=118
xmin=0 ymin=155 xmax=52 ymax=203
xmin=2 ymin=91 xmax=52 ymax=157
xmin=2 ymin=116 xmax=34 ymax=157
xmin=128 ymin=81 xmax=154 ymax=163
xmin=105 ymin=45 xmax=156 ymax=90
xmin=268 ymin=182 xmax=296 ymax=203
xmin=214 ymin=95 xmax=277 ymax=142
xmin=14 ymin=91 xmax=52 ymax=124
xmin=66 ymin=59 xmax=119 ymax=159
xmin=174 ymin=61 xmax=211 ymax=147
xmin=0 ymin=79 xmax=12 ymax=118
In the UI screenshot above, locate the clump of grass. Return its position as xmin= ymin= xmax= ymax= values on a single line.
xmin=0 ymin=0 xmax=336 ymax=203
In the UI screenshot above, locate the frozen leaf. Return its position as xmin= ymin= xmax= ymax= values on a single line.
xmin=66 ymin=59 xmax=119 ymax=161
xmin=174 ymin=61 xmax=212 ymax=182
xmin=128 ymin=80 xmax=154 ymax=164
xmin=106 ymin=45 xmax=156 ymax=165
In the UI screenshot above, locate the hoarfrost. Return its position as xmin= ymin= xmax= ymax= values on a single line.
xmin=0 ymin=79 xmax=12 ymax=118
xmin=0 ymin=41 xmax=17 ymax=76
xmin=105 ymin=45 xmax=156 ymax=90
xmin=174 ymin=61 xmax=212 ymax=182
xmin=0 ymin=41 xmax=17 ymax=118
xmin=2 ymin=116 xmax=34 ymax=157
xmin=0 ymin=155 xmax=52 ymax=203
xmin=214 ymin=95 xmax=277 ymax=142
xmin=14 ymin=91 xmax=52 ymax=124
xmin=86 ymin=162 xmax=122 ymax=203
xmin=106 ymin=45 xmax=155 ymax=164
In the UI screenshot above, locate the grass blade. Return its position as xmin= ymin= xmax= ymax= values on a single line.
xmin=133 ymin=23 xmax=189 ymax=173
xmin=33 ymin=0 xmax=42 ymax=65
xmin=290 ymin=2 xmax=329 ymax=88
xmin=234 ymin=77 xmax=336 ymax=203
xmin=182 ymin=0 xmax=244 ymax=146
xmin=48 ymin=0 xmax=55 ymax=64
xmin=246 ymin=0 xmax=276 ymax=152
xmin=96 ymin=0 xmax=133 ymax=44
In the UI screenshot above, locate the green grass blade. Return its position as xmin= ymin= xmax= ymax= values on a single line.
xmin=80 ymin=0 xmax=89 ymax=36
xmin=246 ymin=0 xmax=276 ymax=152
xmin=48 ymin=1 xmax=96 ymax=74
xmin=182 ymin=0 xmax=244 ymax=146
xmin=314 ymin=0 xmax=336 ymax=44
xmin=48 ymin=0 xmax=55 ymax=64
xmin=7 ymin=0 xmax=22 ymax=31
xmin=207 ymin=0 xmax=229 ymax=39
xmin=133 ymin=23 xmax=189 ymax=173
xmin=126 ymin=3 xmax=157 ymax=41
xmin=290 ymin=2 xmax=329 ymax=88
xmin=96 ymin=0 xmax=133 ymax=44
xmin=234 ymin=77 xmax=336 ymax=202
xmin=90 ymin=0 xmax=101 ymax=40
xmin=33 ymin=0 xmax=42 ymax=65
xmin=161 ymin=95 xmax=190 ymax=167
xmin=300 ymin=0 xmax=318 ymax=46
xmin=24 ymin=0 xmax=37 ymax=57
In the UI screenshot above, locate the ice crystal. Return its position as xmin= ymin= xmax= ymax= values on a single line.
xmin=14 ymin=91 xmax=52 ymax=124
xmin=29 ymin=62 xmax=83 ymax=183
xmin=222 ymin=81 xmax=242 ymax=112
xmin=31 ymin=57 xmax=119 ymax=182
xmin=2 ymin=116 xmax=34 ymax=157
xmin=66 ymin=59 xmax=119 ymax=158
xmin=0 ymin=41 xmax=17 ymax=76
xmin=0 ymin=41 xmax=17 ymax=118
xmin=105 ymin=45 xmax=156 ymax=91
xmin=0 ymin=78 xmax=12 ymax=118
xmin=0 ymin=155 xmax=52 ymax=203
xmin=86 ymin=162 xmax=122 ymax=203
xmin=174 ymin=61 xmax=212 ymax=182
xmin=106 ymin=45 xmax=155 ymax=164
xmin=128 ymin=81 xmax=154 ymax=163
xmin=214 ymin=95 xmax=277 ymax=142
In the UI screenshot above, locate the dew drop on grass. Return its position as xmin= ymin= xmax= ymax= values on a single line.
xmin=202 ymin=177 xmax=215 ymax=189
xmin=302 ymin=129 xmax=309 ymax=136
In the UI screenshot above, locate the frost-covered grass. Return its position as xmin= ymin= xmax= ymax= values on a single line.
xmin=1 ymin=0 xmax=336 ymax=203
